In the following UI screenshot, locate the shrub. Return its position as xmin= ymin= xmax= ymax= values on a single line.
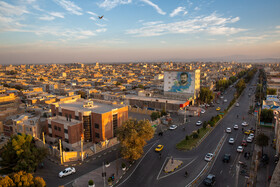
xmin=197 ymin=129 xmax=200 ymax=134
xmin=108 ymin=177 xmax=112 ymax=182
xmin=185 ymin=135 xmax=189 ymax=140
xmin=203 ymin=121 xmax=207 ymax=129
xmin=122 ymin=163 xmax=126 ymax=168
xmin=192 ymin=132 xmax=199 ymax=139
xmin=88 ymin=180 xmax=94 ymax=185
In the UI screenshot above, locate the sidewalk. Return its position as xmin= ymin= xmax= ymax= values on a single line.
xmin=71 ymin=158 xmax=130 ymax=187
xmin=255 ymin=127 xmax=276 ymax=187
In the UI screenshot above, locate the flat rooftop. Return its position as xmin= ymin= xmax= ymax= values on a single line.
xmin=58 ymin=99 xmax=126 ymax=114
xmin=125 ymin=95 xmax=186 ymax=104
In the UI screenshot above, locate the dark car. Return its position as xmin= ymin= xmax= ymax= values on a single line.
xmin=203 ymin=174 xmax=216 ymax=186
xmin=223 ymin=154 xmax=231 ymax=163
xmin=262 ymin=154 xmax=269 ymax=164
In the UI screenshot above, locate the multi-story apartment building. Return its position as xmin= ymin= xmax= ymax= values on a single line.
xmin=46 ymin=98 xmax=128 ymax=150
xmin=12 ymin=114 xmax=40 ymax=138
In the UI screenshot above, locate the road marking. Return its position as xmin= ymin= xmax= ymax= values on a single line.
xmin=157 ymin=157 xmax=197 ymax=180
xmin=114 ymin=140 xmax=159 ymax=187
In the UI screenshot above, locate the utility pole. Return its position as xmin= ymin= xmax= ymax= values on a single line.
xmin=42 ymin=132 xmax=45 ymax=146
xmin=81 ymin=134 xmax=84 ymax=162
xmin=59 ymin=139 xmax=63 ymax=164
xmin=102 ymin=162 xmax=106 ymax=187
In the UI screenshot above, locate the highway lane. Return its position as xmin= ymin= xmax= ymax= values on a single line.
xmin=198 ymin=71 xmax=259 ymax=187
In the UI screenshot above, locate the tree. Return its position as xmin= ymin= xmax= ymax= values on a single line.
xmin=199 ymin=87 xmax=214 ymax=104
xmin=235 ymin=79 xmax=246 ymax=94
xmin=116 ymin=82 xmax=122 ymax=86
xmin=77 ymin=90 xmax=86 ymax=99
xmin=150 ymin=112 xmax=160 ymax=121
xmin=39 ymin=78 xmax=44 ymax=82
xmin=260 ymin=109 xmax=274 ymax=123
xmin=117 ymin=119 xmax=154 ymax=161
xmin=138 ymin=84 xmax=144 ymax=89
xmin=0 ymin=171 xmax=46 ymax=187
xmin=1 ymin=134 xmax=47 ymax=173
xmin=256 ymin=133 xmax=269 ymax=155
xmin=267 ymin=88 xmax=277 ymax=95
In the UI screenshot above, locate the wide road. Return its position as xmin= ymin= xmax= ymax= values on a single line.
xmin=117 ymin=76 xmax=255 ymax=187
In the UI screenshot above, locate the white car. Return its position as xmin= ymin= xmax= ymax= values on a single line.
xmin=249 ymin=133 xmax=254 ymax=138
xmin=237 ymin=146 xmax=244 ymax=153
xmin=169 ymin=125 xmax=178 ymax=130
xmin=247 ymin=136 xmax=253 ymax=143
xmin=229 ymin=138 xmax=235 ymax=144
xmin=204 ymin=153 xmax=214 ymax=162
xmin=201 ymin=109 xmax=206 ymax=114
xmin=59 ymin=167 xmax=76 ymax=178
xmin=242 ymin=122 xmax=249 ymax=126
xmin=196 ymin=121 xmax=202 ymax=126
xmin=220 ymin=96 xmax=224 ymax=99
xmin=224 ymin=99 xmax=227 ymax=102
xmin=236 ymin=103 xmax=240 ymax=107
xmin=226 ymin=128 xmax=231 ymax=133
xmin=234 ymin=124 xmax=238 ymax=130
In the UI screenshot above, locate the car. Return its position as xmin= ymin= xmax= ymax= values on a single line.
xmin=242 ymin=121 xmax=249 ymax=126
xmin=201 ymin=109 xmax=206 ymax=114
xmin=216 ymin=107 xmax=221 ymax=111
xmin=261 ymin=154 xmax=269 ymax=164
xmin=237 ymin=146 xmax=244 ymax=153
xmin=223 ymin=154 xmax=231 ymax=163
xmin=203 ymin=174 xmax=216 ymax=186
xmin=155 ymin=145 xmax=164 ymax=152
xmin=234 ymin=124 xmax=238 ymax=130
xmin=241 ymin=140 xmax=247 ymax=147
xmin=247 ymin=136 xmax=253 ymax=143
xmin=244 ymin=130 xmax=251 ymax=135
xmin=229 ymin=138 xmax=235 ymax=144
xmin=249 ymin=133 xmax=254 ymax=139
xmin=236 ymin=103 xmax=240 ymax=107
xmin=59 ymin=167 xmax=76 ymax=178
xmin=196 ymin=121 xmax=202 ymax=126
xmin=224 ymin=99 xmax=227 ymax=102
xmin=169 ymin=125 xmax=178 ymax=130
xmin=226 ymin=128 xmax=231 ymax=133
xmin=220 ymin=96 xmax=224 ymax=99
xmin=205 ymin=153 xmax=214 ymax=162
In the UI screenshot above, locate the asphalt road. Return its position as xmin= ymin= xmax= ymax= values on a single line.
xmin=116 ymin=73 xmax=259 ymax=187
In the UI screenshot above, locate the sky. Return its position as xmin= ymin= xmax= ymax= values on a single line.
xmin=0 ymin=0 xmax=280 ymax=64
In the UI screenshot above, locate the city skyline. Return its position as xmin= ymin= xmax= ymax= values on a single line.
xmin=0 ymin=0 xmax=280 ymax=64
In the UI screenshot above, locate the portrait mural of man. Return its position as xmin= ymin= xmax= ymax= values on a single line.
xmin=169 ymin=72 xmax=192 ymax=93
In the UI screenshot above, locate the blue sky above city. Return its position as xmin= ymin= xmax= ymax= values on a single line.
xmin=0 ymin=0 xmax=280 ymax=64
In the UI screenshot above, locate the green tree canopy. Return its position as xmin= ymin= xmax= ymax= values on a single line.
xmin=151 ymin=112 xmax=160 ymax=121
xmin=235 ymin=78 xmax=246 ymax=94
xmin=260 ymin=109 xmax=274 ymax=123
xmin=199 ymin=87 xmax=214 ymax=104
xmin=1 ymin=134 xmax=47 ymax=173
xmin=267 ymin=88 xmax=277 ymax=95
xmin=0 ymin=171 xmax=46 ymax=187
xmin=256 ymin=133 xmax=269 ymax=155
xmin=117 ymin=119 xmax=154 ymax=161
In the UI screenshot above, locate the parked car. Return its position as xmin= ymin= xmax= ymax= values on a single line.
xmin=205 ymin=153 xmax=214 ymax=162
xmin=229 ymin=138 xmax=235 ymax=144
xmin=262 ymin=154 xmax=269 ymax=164
xmin=242 ymin=121 xmax=249 ymax=126
xmin=59 ymin=167 xmax=76 ymax=178
xmin=155 ymin=145 xmax=164 ymax=152
xmin=203 ymin=174 xmax=216 ymax=186
xmin=237 ymin=146 xmax=244 ymax=153
xmin=196 ymin=121 xmax=202 ymax=126
xmin=226 ymin=128 xmax=231 ymax=133
xmin=169 ymin=125 xmax=178 ymax=130
xmin=201 ymin=109 xmax=206 ymax=114
xmin=241 ymin=140 xmax=247 ymax=147
xmin=216 ymin=107 xmax=221 ymax=111
xmin=234 ymin=124 xmax=238 ymax=130
xmin=247 ymin=136 xmax=253 ymax=143
xmin=236 ymin=103 xmax=240 ymax=107
xmin=249 ymin=133 xmax=254 ymax=139
xmin=223 ymin=154 xmax=231 ymax=163
xmin=224 ymin=99 xmax=227 ymax=102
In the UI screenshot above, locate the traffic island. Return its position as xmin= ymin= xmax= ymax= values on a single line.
xmin=164 ymin=158 xmax=183 ymax=173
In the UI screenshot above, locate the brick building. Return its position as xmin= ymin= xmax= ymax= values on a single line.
xmin=46 ymin=98 xmax=128 ymax=150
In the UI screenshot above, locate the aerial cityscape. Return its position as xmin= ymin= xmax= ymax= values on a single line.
xmin=0 ymin=0 xmax=280 ymax=187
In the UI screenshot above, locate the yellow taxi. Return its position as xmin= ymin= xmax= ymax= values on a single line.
xmin=155 ymin=144 xmax=164 ymax=152
xmin=216 ymin=107 xmax=221 ymax=111
xmin=244 ymin=130 xmax=254 ymax=135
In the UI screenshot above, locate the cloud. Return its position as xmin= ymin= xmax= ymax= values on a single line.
xmin=126 ymin=13 xmax=246 ymax=37
xmin=49 ymin=12 xmax=64 ymax=18
xmin=87 ymin=11 xmax=98 ymax=16
xmin=170 ymin=7 xmax=188 ymax=17
xmin=53 ymin=0 xmax=82 ymax=15
xmin=194 ymin=7 xmax=200 ymax=11
xmin=96 ymin=28 xmax=107 ymax=33
xmin=276 ymin=25 xmax=280 ymax=29
xmin=142 ymin=21 xmax=163 ymax=26
xmin=0 ymin=16 xmax=26 ymax=32
xmin=0 ymin=1 xmax=29 ymax=16
xmin=98 ymin=0 xmax=132 ymax=10
xmin=95 ymin=23 xmax=107 ymax=27
xmin=141 ymin=0 xmax=166 ymax=15
xmin=39 ymin=15 xmax=55 ymax=21
xmin=90 ymin=17 xmax=97 ymax=21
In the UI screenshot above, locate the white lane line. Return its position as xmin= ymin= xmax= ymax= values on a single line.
xmin=114 ymin=140 xmax=159 ymax=187
xmin=157 ymin=157 xmax=197 ymax=180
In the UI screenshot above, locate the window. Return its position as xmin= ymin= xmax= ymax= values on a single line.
xmin=64 ymin=129 xmax=68 ymax=134
xmin=95 ymin=123 xmax=99 ymax=129
xmin=48 ymin=124 xmax=51 ymax=128
xmin=75 ymin=116 xmax=79 ymax=120
xmin=58 ymin=127 xmax=61 ymax=131
xmin=95 ymin=132 xmax=100 ymax=138
xmin=54 ymin=126 xmax=57 ymax=130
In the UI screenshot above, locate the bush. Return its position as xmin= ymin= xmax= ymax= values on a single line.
xmin=192 ymin=132 xmax=199 ymax=139
xmin=122 ymin=163 xmax=126 ymax=168
xmin=88 ymin=180 xmax=94 ymax=185
xmin=108 ymin=177 xmax=112 ymax=182
xmin=185 ymin=135 xmax=189 ymax=140
xmin=203 ymin=121 xmax=207 ymax=129
xmin=197 ymin=129 xmax=200 ymax=134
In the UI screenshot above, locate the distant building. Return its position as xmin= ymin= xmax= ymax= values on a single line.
xmin=12 ymin=114 xmax=41 ymax=138
xmin=46 ymin=98 xmax=128 ymax=150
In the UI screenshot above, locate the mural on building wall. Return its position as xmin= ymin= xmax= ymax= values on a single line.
xmin=164 ymin=71 xmax=195 ymax=93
